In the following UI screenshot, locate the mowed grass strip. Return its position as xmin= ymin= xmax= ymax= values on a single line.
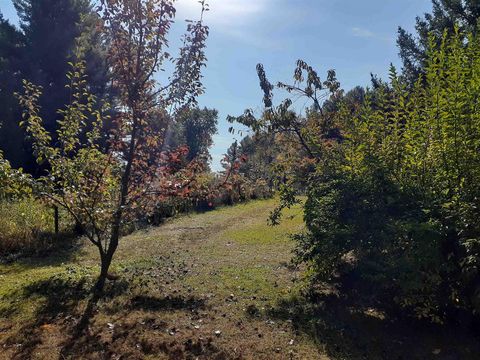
xmin=0 ymin=199 xmax=322 ymax=360
xmin=222 ymin=206 xmax=304 ymax=245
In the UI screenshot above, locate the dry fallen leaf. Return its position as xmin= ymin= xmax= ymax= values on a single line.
xmin=40 ymin=324 xmax=55 ymax=331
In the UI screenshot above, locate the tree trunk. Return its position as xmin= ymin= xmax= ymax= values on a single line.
xmin=95 ymin=251 xmax=114 ymax=295
xmin=54 ymin=206 xmax=59 ymax=235
xmin=93 ymin=118 xmax=137 ymax=295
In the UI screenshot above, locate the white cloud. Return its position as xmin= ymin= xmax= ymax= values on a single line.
xmin=352 ymin=27 xmax=375 ymax=38
xmin=176 ymin=0 xmax=282 ymax=50
xmin=351 ymin=27 xmax=394 ymax=43
xmin=176 ymin=0 xmax=269 ymax=26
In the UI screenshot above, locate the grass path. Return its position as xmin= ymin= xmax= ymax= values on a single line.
xmin=0 ymin=199 xmax=322 ymax=359
xmin=1 ymin=199 xmax=479 ymax=359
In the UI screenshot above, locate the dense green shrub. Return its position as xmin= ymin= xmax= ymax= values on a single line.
xmin=298 ymin=169 xmax=449 ymax=323
xmin=0 ymin=151 xmax=32 ymax=200
xmin=296 ymin=28 xmax=480 ymax=323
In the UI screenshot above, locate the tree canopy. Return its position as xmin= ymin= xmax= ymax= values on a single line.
xmin=398 ymin=0 xmax=480 ymax=82
xmin=0 ymin=0 xmax=110 ymax=174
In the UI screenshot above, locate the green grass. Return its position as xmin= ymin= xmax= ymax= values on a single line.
xmin=0 ymin=198 xmax=478 ymax=359
xmin=222 ymin=207 xmax=304 ymax=245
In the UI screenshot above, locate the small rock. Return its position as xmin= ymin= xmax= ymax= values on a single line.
xmin=214 ymin=330 xmax=222 ymax=337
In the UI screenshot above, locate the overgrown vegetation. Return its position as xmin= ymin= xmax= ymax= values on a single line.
xmin=1 ymin=200 xmax=477 ymax=359
xmin=233 ymin=27 xmax=480 ymax=324
xmin=1 ymin=0 xmax=480 ymax=357
xmin=0 ymin=199 xmax=49 ymax=255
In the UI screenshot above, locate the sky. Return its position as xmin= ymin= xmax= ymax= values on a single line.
xmin=0 ymin=0 xmax=432 ymax=171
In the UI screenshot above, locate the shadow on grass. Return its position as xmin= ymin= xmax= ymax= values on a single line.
xmin=0 ymin=232 xmax=84 ymax=270
xmin=130 ymin=294 xmax=206 ymax=312
xmin=268 ymin=292 xmax=480 ymax=360
xmin=59 ymin=293 xmax=209 ymax=359
xmin=2 ymin=274 xmax=131 ymax=360
xmin=2 ymin=276 xmax=91 ymax=359
xmin=1 ymin=271 xmax=211 ymax=359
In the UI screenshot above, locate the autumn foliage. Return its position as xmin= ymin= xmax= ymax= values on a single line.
xmin=17 ymin=0 xmax=210 ymax=293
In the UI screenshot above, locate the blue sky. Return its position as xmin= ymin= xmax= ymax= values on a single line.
xmin=0 ymin=0 xmax=432 ymax=170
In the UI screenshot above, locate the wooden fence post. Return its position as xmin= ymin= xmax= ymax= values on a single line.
xmin=54 ymin=205 xmax=59 ymax=235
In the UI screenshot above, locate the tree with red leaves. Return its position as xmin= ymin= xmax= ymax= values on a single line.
xmin=18 ymin=0 xmax=209 ymax=294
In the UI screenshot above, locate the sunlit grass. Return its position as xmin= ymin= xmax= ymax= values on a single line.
xmin=0 ymin=199 xmax=319 ymax=359
xmin=222 ymin=203 xmax=304 ymax=245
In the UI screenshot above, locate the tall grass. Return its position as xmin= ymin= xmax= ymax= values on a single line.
xmin=0 ymin=199 xmax=72 ymax=257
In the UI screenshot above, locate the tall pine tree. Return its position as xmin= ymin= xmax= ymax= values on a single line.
xmin=397 ymin=0 xmax=480 ymax=83
xmin=0 ymin=0 xmax=110 ymax=174
xmin=0 ymin=13 xmax=28 ymax=170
